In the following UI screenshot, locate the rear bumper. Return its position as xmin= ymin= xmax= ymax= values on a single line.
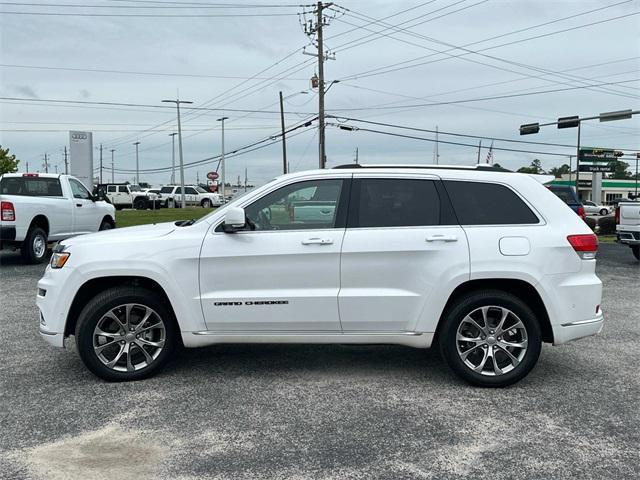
xmin=617 ymin=230 xmax=640 ymax=246
xmin=0 ymin=226 xmax=17 ymax=249
xmin=553 ymin=311 xmax=604 ymax=345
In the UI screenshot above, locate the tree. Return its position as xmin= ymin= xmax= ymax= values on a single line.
xmin=549 ymin=164 xmax=571 ymax=178
xmin=0 ymin=146 xmax=20 ymax=175
xmin=517 ymin=159 xmax=545 ymax=174
xmin=608 ymin=160 xmax=633 ymax=179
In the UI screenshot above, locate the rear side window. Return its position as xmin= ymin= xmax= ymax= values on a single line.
xmin=443 ymin=181 xmax=539 ymax=225
xmin=160 ymin=186 xmax=174 ymax=194
xmin=118 ymin=186 xmax=128 ymax=193
xmin=349 ymin=178 xmax=442 ymax=228
xmin=0 ymin=177 xmax=63 ymax=197
xmin=107 ymin=185 xmax=116 ymax=193
xmin=548 ymin=186 xmax=578 ymax=204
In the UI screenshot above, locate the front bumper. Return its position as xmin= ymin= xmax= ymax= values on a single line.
xmin=553 ymin=310 xmax=604 ymax=345
xmin=36 ymin=265 xmax=77 ymax=348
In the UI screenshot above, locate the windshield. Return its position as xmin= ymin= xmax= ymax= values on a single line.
xmin=194 ymin=186 xmax=264 ymax=225
xmin=129 ymin=185 xmax=143 ymax=192
xmin=196 ymin=186 xmax=208 ymax=193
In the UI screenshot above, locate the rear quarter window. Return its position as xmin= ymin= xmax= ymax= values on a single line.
xmin=443 ymin=180 xmax=539 ymax=225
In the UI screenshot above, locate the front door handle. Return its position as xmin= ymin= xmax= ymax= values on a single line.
xmin=76 ymin=203 xmax=83 ymax=207
xmin=426 ymin=235 xmax=457 ymax=242
xmin=301 ymin=237 xmax=333 ymax=245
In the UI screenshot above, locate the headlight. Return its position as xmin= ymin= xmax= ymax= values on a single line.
xmin=50 ymin=252 xmax=70 ymax=269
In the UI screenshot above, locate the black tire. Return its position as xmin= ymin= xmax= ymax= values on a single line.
xmin=201 ymin=198 xmax=211 ymax=208
xmin=115 ymin=205 xmax=123 ymax=211
xmin=133 ymin=198 xmax=148 ymax=210
xmin=99 ymin=218 xmax=114 ymax=231
xmin=21 ymin=226 xmax=48 ymax=264
xmin=632 ymin=245 xmax=640 ymax=262
xmin=75 ymin=286 xmax=178 ymax=382
xmin=599 ymin=208 xmax=608 ymax=216
xmin=439 ymin=290 xmax=542 ymax=388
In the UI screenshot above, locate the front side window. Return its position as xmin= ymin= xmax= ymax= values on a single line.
xmin=107 ymin=185 xmax=116 ymax=193
xmin=244 ymin=179 xmax=344 ymax=231
xmin=118 ymin=186 xmax=128 ymax=193
xmin=185 ymin=187 xmax=198 ymax=195
xmin=349 ymin=178 xmax=442 ymax=228
xmin=444 ymin=181 xmax=539 ymax=225
xmin=69 ymin=179 xmax=91 ymax=200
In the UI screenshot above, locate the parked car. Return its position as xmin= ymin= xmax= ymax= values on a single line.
xmin=0 ymin=173 xmax=115 ymax=263
xmin=159 ymin=185 xmax=223 ymax=208
xmin=547 ymin=185 xmax=586 ymax=219
xmin=37 ymin=164 xmax=603 ymax=387
xmin=95 ymin=183 xmax=160 ymax=210
xmin=615 ymin=199 xmax=640 ymax=261
xmin=583 ymin=200 xmax=610 ymax=216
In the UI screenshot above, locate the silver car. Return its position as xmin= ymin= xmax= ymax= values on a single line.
xmin=583 ymin=201 xmax=610 ymax=216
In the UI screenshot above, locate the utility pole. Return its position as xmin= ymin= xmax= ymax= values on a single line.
xmin=196 ymin=171 xmax=200 ymax=184
xmin=26 ymin=161 xmax=29 ymax=172
xmin=476 ymin=140 xmax=482 ymax=164
xmin=54 ymin=165 xmax=58 ymax=174
xmin=43 ymin=153 xmax=49 ymax=173
xmin=279 ymin=91 xmax=287 ymax=174
xmin=303 ymin=2 xmax=335 ymax=169
xmin=133 ymin=141 xmax=141 ymax=185
xmin=217 ymin=116 xmax=228 ymax=201
xmin=354 ymin=147 xmax=358 ymax=164
xmin=162 ymin=98 xmax=193 ymax=208
xmin=244 ymin=167 xmax=248 ymax=192
xmin=169 ymin=133 xmax=177 ymax=184
xmin=99 ymin=144 xmax=103 ymax=183
xmin=63 ymin=146 xmax=69 ymax=174
xmin=110 ymin=149 xmax=115 ymax=183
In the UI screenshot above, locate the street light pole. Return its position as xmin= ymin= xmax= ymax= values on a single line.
xmin=217 ymin=116 xmax=228 ymax=201
xmin=133 ymin=141 xmax=140 ymax=185
xmin=279 ymin=91 xmax=287 ymax=175
xmin=162 ymin=98 xmax=193 ymax=208
xmin=168 ymin=133 xmax=177 ymax=184
xmin=109 ymin=149 xmax=115 ymax=183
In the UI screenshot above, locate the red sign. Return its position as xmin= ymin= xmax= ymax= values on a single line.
xmin=206 ymin=171 xmax=219 ymax=180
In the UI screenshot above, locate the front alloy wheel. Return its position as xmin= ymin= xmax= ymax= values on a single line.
xmin=76 ymin=287 xmax=177 ymax=381
xmin=93 ymin=304 xmax=166 ymax=373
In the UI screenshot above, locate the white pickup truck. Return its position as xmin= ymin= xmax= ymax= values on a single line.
xmin=616 ymin=199 xmax=640 ymax=261
xmin=0 ymin=173 xmax=115 ymax=263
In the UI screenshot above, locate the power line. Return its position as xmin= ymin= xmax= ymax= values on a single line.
xmin=0 ymin=10 xmax=302 ymax=17
xmin=329 ymin=116 xmax=640 ymax=152
xmin=340 ymin=8 xmax=640 ymax=81
xmin=331 ymin=124 xmax=574 ymax=158
xmin=326 ymin=78 xmax=640 ymax=112
xmin=1 ymin=2 xmax=311 ymax=8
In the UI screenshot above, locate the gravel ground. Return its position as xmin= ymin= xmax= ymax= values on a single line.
xmin=0 ymin=244 xmax=638 ymax=479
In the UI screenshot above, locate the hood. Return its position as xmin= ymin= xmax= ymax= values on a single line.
xmin=61 ymin=222 xmax=176 ymax=248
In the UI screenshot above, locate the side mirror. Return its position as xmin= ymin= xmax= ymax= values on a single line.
xmin=222 ymin=207 xmax=246 ymax=233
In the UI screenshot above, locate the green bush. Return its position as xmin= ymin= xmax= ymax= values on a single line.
xmin=598 ymin=216 xmax=616 ymax=235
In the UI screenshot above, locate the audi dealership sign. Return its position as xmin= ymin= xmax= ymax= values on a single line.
xmin=69 ymin=131 xmax=94 ymax=189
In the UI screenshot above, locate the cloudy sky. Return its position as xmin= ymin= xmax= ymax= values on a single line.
xmin=1 ymin=0 xmax=639 ymax=186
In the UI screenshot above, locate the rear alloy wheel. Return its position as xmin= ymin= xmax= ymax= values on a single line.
xmin=22 ymin=226 xmax=48 ymax=264
xmin=133 ymin=198 xmax=147 ymax=210
xmin=632 ymin=245 xmax=639 ymax=262
xmin=599 ymin=208 xmax=608 ymax=216
xmin=440 ymin=290 xmax=542 ymax=387
xmin=75 ymin=287 xmax=178 ymax=381
xmin=201 ymin=198 xmax=211 ymax=208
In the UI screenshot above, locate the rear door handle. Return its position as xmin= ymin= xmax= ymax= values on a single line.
xmin=76 ymin=203 xmax=83 ymax=207
xmin=426 ymin=235 xmax=457 ymax=242
xmin=302 ymin=237 xmax=333 ymax=245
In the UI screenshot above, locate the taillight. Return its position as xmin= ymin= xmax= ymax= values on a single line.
xmin=577 ymin=205 xmax=586 ymax=219
xmin=1 ymin=201 xmax=15 ymax=221
xmin=614 ymin=206 xmax=620 ymax=224
xmin=567 ymin=234 xmax=598 ymax=259
xmin=22 ymin=173 xmax=39 ymax=177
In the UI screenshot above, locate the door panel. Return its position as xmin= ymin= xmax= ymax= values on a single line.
xmin=199 ymin=177 xmax=349 ymax=332
xmin=338 ymin=176 xmax=469 ymax=333
xmin=200 ymin=229 xmax=344 ymax=331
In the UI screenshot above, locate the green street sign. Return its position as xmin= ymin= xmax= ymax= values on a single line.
xmin=579 ymin=148 xmax=616 ymax=163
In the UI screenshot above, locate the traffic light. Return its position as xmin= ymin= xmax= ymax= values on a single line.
xmin=614 ymin=150 xmax=624 ymax=157
xmin=557 ymin=116 xmax=580 ymax=129
xmin=519 ymin=123 xmax=540 ymax=135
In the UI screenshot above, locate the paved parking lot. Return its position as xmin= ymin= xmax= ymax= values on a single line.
xmin=0 ymin=244 xmax=638 ymax=480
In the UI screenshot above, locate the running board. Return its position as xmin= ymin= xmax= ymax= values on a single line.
xmin=184 ymin=331 xmax=433 ymax=349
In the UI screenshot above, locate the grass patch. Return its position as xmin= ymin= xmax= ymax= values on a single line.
xmin=116 ymin=207 xmax=215 ymax=228
xmin=597 ymin=234 xmax=617 ymax=244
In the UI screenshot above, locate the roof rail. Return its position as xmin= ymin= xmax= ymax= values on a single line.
xmin=332 ymin=163 xmax=512 ymax=172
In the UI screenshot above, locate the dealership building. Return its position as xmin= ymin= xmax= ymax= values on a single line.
xmin=549 ymin=173 xmax=639 ymax=204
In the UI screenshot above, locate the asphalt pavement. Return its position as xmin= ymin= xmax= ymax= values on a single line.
xmin=0 ymin=244 xmax=638 ymax=479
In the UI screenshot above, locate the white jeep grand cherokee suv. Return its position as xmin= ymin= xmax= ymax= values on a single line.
xmin=36 ymin=165 xmax=604 ymax=387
